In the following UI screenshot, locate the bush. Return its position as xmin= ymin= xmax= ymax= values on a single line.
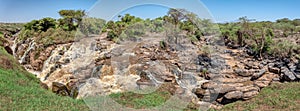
xmin=79 ymin=17 xmax=106 ymax=36
xmin=267 ymin=40 xmax=299 ymax=58
xmin=0 ymin=32 xmax=3 ymax=38
xmin=124 ymin=22 xmax=146 ymax=38
xmin=200 ymin=45 xmax=213 ymax=57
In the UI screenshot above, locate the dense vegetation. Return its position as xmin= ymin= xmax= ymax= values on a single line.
xmin=17 ymin=9 xmax=300 ymax=60
xmin=0 ymin=23 xmax=23 ymax=37
xmin=2 ymin=8 xmax=300 ymax=110
xmin=104 ymin=8 xmax=218 ymax=43
xmin=19 ymin=10 xmax=106 ymax=46
xmin=102 ymin=9 xmax=300 ymax=60
xmin=220 ymin=17 xmax=300 ymax=59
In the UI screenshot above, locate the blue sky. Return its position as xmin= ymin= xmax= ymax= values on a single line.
xmin=0 ymin=0 xmax=299 ymax=23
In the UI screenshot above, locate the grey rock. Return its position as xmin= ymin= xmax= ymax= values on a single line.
xmin=294 ymin=62 xmax=300 ymax=73
xmin=268 ymin=63 xmax=275 ymax=67
xmin=251 ymin=69 xmax=266 ymax=80
xmin=262 ymin=60 xmax=268 ymax=65
xmin=234 ymin=69 xmax=253 ymax=77
xmin=281 ymin=67 xmax=296 ymax=81
xmin=272 ymin=78 xmax=280 ymax=81
xmin=294 ymin=73 xmax=300 ymax=79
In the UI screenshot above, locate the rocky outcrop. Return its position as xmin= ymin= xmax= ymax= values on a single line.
xmin=11 ymin=31 xmax=300 ymax=110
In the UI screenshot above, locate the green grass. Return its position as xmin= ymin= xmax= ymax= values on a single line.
xmin=0 ymin=47 xmax=89 ymax=111
xmin=0 ymin=46 xmax=174 ymax=110
xmin=221 ymin=82 xmax=300 ymax=111
xmin=3 ymin=35 xmax=298 ymax=111
xmin=110 ymin=91 xmax=171 ymax=109
xmin=0 ymin=68 xmax=89 ymax=111
xmin=0 ymin=46 xmax=23 ymax=70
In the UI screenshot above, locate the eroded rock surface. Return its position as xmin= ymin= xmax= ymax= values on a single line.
xmin=11 ymin=32 xmax=300 ymax=109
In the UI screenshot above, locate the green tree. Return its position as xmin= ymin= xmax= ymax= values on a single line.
xmin=79 ymin=18 xmax=106 ymax=36
xmin=23 ymin=18 xmax=56 ymax=32
xmin=292 ymin=19 xmax=300 ymax=26
xmin=58 ymin=10 xmax=86 ymax=31
xmin=167 ymin=8 xmax=185 ymax=28
xmin=38 ymin=17 xmax=56 ymax=31
xmin=276 ymin=18 xmax=291 ymax=23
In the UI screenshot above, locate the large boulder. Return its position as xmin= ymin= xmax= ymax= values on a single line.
xmin=251 ymin=69 xmax=266 ymax=80
xmin=224 ymin=91 xmax=243 ymax=99
xmin=234 ymin=69 xmax=254 ymax=77
xmin=294 ymin=73 xmax=300 ymax=79
xmin=254 ymin=73 xmax=277 ymax=88
xmin=294 ymin=62 xmax=300 ymax=79
xmin=281 ymin=67 xmax=296 ymax=81
xmin=243 ymin=90 xmax=259 ymax=100
xmin=268 ymin=65 xmax=280 ymax=74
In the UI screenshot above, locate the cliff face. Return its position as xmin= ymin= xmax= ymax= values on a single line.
xmin=10 ymin=30 xmax=300 ymax=109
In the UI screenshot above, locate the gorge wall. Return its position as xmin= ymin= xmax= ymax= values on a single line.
xmin=9 ymin=31 xmax=300 ymax=109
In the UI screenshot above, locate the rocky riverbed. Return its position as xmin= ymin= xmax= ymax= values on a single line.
xmin=7 ymin=31 xmax=300 ymax=109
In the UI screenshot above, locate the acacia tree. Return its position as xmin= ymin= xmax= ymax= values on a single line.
xmin=24 ymin=17 xmax=56 ymax=32
xmin=38 ymin=18 xmax=56 ymax=31
xmin=237 ymin=16 xmax=254 ymax=46
xmin=167 ymin=8 xmax=185 ymax=28
xmin=58 ymin=10 xmax=86 ymax=31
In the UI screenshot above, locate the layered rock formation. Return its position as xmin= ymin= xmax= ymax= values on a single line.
xmin=10 ymin=31 xmax=300 ymax=109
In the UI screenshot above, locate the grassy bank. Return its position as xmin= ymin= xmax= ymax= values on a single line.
xmin=222 ymin=82 xmax=300 ymax=111
xmin=0 ymin=47 xmax=89 ymax=111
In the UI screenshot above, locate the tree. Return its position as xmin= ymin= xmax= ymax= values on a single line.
xmin=292 ymin=19 xmax=300 ymax=26
xmin=38 ymin=18 xmax=56 ymax=31
xmin=121 ymin=14 xmax=135 ymax=23
xmin=79 ymin=18 xmax=106 ymax=36
xmin=276 ymin=18 xmax=291 ymax=23
xmin=24 ymin=20 xmax=39 ymax=31
xmin=167 ymin=8 xmax=185 ymax=28
xmin=237 ymin=16 xmax=255 ymax=46
xmin=58 ymin=10 xmax=86 ymax=31
xmin=24 ymin=18 xmax=56 ymax=32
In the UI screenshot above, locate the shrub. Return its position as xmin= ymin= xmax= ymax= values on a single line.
xmin=200 ymin=45 xmax=213 ymax=57
xmin=79 ymin=17 xmax=106 ymax=36
xmin=268 ymin=40 xmax=299 ymax=58
xmin=159 ymin=40 xmax=166 ymax=49
xmin=0 ymin=32 xmax=3 ymax=38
